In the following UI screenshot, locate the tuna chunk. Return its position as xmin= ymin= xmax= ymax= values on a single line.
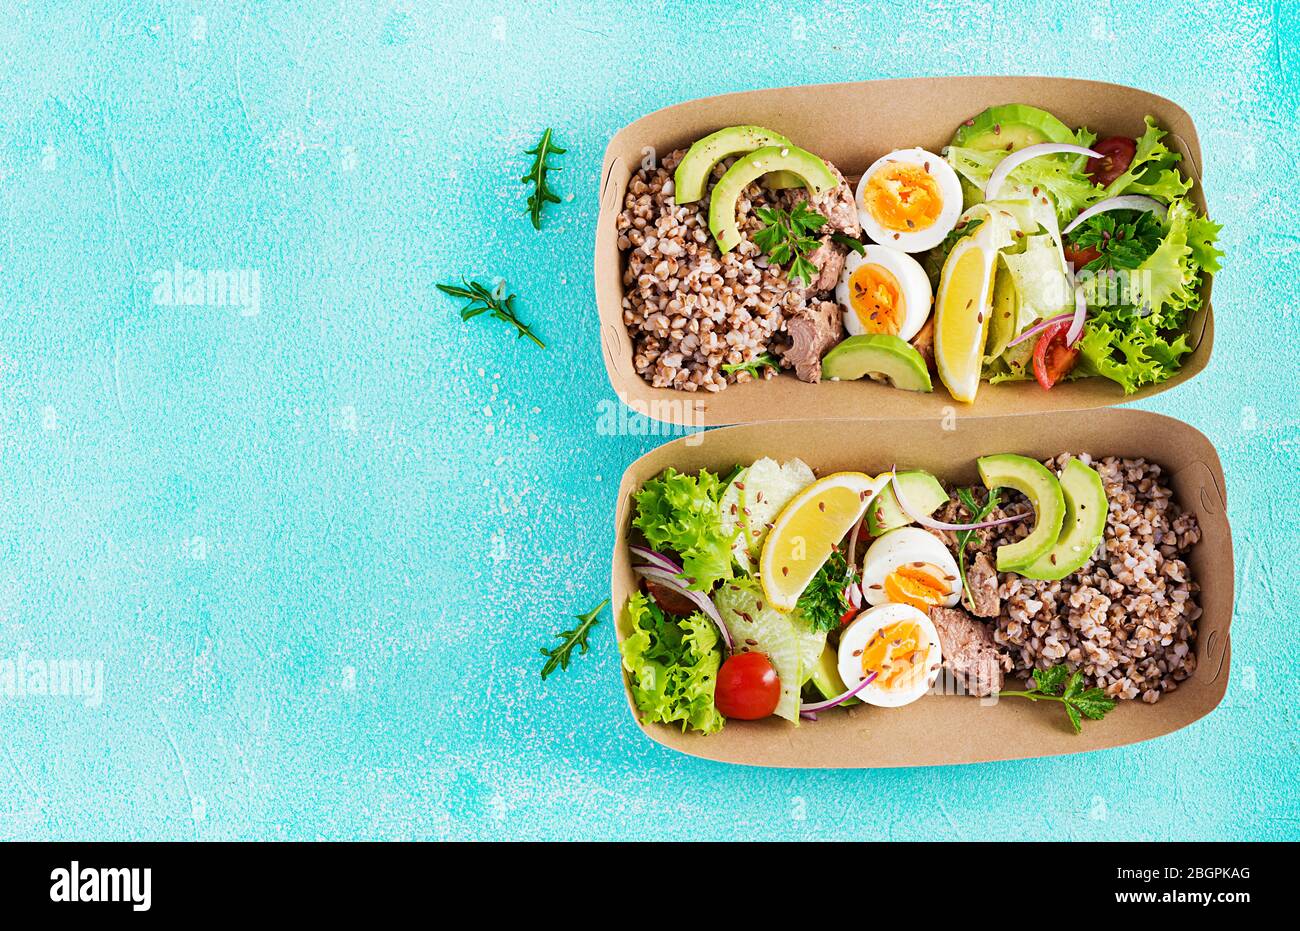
xmin=966 ymin=552 xmax=1001 ymax=618
xmin=929 ymin=606 xmax=1005 ymax=698
xmin=781 ymin=299 xmax=843 ymax=383
xmin=779 ymin=165 xmax=861 ymax=293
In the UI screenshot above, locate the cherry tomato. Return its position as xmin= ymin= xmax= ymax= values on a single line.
xmin=1062 ymin=241 xmax=1101 ymax=270
xmin=715 ymin=652 xmax=781 ymax=720
xmin=838 ymin=606 xmax=859 ymax=627
xmin=1032 ymin=320 xmax=1081 ymax=391
xmin=1087 ymin=136 xmax=1137 ymax=187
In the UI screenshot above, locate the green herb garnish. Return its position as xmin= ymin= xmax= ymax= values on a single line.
xmin=997 ymin=665 xmax=1117 ymax=734
xmin=521 ymin=128 xmax=565 ymax=230
xmin=752 ymin=201 xmax=828 ymax=286
xmin=831 ymin=232 xmax=867 ymax=255
xmin=1069 ymin=210 xmax=1164 ymax=273
xmin=954 ymin=487 xmax=999 ymax=611
xmin=796 ymin=549 xmax=857 ymax=632
xmin=721 ymin=351 xmax=780 ymax=379
xmin=437 ymin=278 xmax=545 ymax=349
xmin=540 ymin=598 xmax=609 ymax=679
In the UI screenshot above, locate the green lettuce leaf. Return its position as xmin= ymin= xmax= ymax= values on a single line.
xmin=633 ymin=467 xmax=736 ymax=591
xmin=946 ymin=127 xmax=1101 ymax=225
xmin=619 ymin=592 xmax=724 ymax=734
xmin=1100 ymin=116 xmax=1183 ymax=200
xmin=1073 ymin=306 xmax=1193 ymax=394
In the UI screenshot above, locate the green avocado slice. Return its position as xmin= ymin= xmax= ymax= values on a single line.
xmin=1019 ymin=458 xmax=1108 ymax=580
xmin=866 ymin=470 xmax=948 ymax=536
xmin=807 ymin=644 xmax=858 ymax=706
xmin=821 ymin=334 xmax=933 ymax=392
xmin=708 ymin=145 xmax=837 ymax=253
xmin=951 ymin=104 xmax=1076 ymax=152
xmin=673 ymin=125 xmax=793 ymax=205
xmin=977 ymin=453 xmax=1066 ymax=572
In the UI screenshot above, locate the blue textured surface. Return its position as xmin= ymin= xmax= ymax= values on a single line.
xmin=1 ymin=1 xmax=1297 ymax=841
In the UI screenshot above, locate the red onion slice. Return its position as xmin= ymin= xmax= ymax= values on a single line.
xmin=846 ymin=514 xmax=865 ymax=569
xmin=632 ymin=565 xmax=733 ymax=654
xmin=888 ymin=469 xmax=1030 ymax=532
xmin=1008 ymin=311 xmax=1074 ymax=348
xmin=844 ymin=581 xmax=862 ymax=609
xmin=984 ymin=143 xmax=1102 ymax=201
xmin=1065 ymin=283 xmax=1088 ymax=346
xmin=629 ymin=544 xmax=683 ymax=575
xmin=1062 ymin=195 xmax=1168 ymax=236
xmin=800 ymin=671 xmax=879 ymax=715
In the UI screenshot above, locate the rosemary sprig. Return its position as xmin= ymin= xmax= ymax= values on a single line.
xmin=522 ymin=128 xmax=565 ymax=230
xmin=436 ymin=278 xmax=545 ymax=349
xmin=540 ymin=598 xmax=610 ymax=679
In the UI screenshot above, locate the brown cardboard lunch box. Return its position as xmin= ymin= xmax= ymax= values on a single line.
xmin=610 ymin=409 xmax=1232 ymax=768
xmin=595 ymin=76 xmax=1212 ymax=426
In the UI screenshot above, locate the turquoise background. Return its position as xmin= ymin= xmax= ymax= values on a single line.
xmin=0 ymin=1 xmax=1296 ymax=841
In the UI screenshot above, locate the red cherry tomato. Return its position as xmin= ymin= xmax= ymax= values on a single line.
xmin=1032 ymin=320 xmax=1081 ymax=391
xmin=715 ymin=652 xmax=781 ymax=720
xmin=838 ymin=606 xmax=859 ymax=627
xmin=1087 ymin=136 xmax=1137 ymax=187
xmin=1063 ymin=241 xmax=1101 ymax=270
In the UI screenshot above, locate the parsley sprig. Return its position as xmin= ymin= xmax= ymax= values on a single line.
xmin=998 ymin=665 xmax=1117 ymax=734
xmin=954 ymin=487 xmax=999 ymax=611
xmin=796 ymin=548 xmax=857 ymax=632
xmin=437 ymin=278 xmax=545 ymax=349
xmin=752 ymin=201 xmax=827 ymax=287
xmin=522 ymin=128 xmax=565 ymax=230
xmin=540 ymin=598 xmax=609 ymax=679
xmin=1069 ymin=210 xmax=1163 ymax=273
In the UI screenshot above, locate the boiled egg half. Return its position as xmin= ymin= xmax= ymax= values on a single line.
xmin=855 ymin=148 xmax=963 ymax=253
xmin=836 ymin=603 xmax=943 ymax=707
xmin=861 ymin=526 xmax=962 ymax=611
xmin=835 ymin=245 xmax=932 ymax=342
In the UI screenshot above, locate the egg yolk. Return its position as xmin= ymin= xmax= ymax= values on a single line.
xmin=860 ymin=621 xmax=930 ymax=692
xmin=848 ymin=263 xmax=906 ymax=335
xmin=864 ymin=163 xmax=943 ymax=232
xmin=883 ymin=563 xmax=951 ymax=612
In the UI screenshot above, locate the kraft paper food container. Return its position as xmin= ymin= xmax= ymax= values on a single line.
xmin=595 ymin=77 xmax=1212 ymax=426
xmin=610 ymin=409 xmax=1232 ymax=768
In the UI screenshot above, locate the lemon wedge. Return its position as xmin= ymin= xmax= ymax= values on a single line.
xmin=759 ymin=471 xmax=890 ymax=611
xmin=934 ymin=235 xmax=998 ymax=403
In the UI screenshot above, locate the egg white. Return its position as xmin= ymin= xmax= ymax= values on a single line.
xmin=835 ymin=245 xmax=933 ymax=343
xmin=860 ymin=527 xmax=962 ymax=608
xmin=836 ymin=603 xmax=943 ymax=708
xmin=855 ymin=148 xmax=963 ymax=253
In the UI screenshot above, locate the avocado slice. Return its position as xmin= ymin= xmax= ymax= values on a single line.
xmin=950 ymin=104 xmax=1076 ymax=152
xmin=708 ymin=145 xmax=838 ymax=252
xmin=821 ymin=335 xmax=933 ymax=392
xmin=977 ymin=453 xmax=1066 ymax=572
xmin=673 ymin=125 xmax=793 ymax=205
xmin=867 ymin=470 xmax=948 ymax=535
xmin=807 ymin=643 xmax=859 ymax=706
xmin=984 ymin=255 xmax=1019 ymax=360
xmin=1020 ymin=458 xmax=1107 ymax=580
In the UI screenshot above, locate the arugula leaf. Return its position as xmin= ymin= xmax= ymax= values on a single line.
xmin=998 ymin=663 xmax=1117 ymax=734
xmin=721 ymin=351 xmax=779 ymax=379
xmin=540 ymin=598 xmax=609 ymax=679
xmin=633 ymin=468 xmax=736 ymax=592
xmin=953 ymin=487 xmax=999 ymax=611
xmin=795 ymin=548 xmax=856 ymax=632
xmin=437 ymin=278 xmax=546 ymax=348
xmin=619 ymin=593 xmax=724 ymax=734
xmin=831 ymin=232 xmax=866 ymax=255
xmin=521 ymin=128 xmax=565 ymax=230
xmin=752 ymin=201 xmax=828 ymax=287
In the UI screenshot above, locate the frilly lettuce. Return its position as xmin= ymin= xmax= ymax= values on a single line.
xmin=620 ymin=592 xmax=724 ymax=734
xmin=633 ymin=467 xmax=735 ymax=591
